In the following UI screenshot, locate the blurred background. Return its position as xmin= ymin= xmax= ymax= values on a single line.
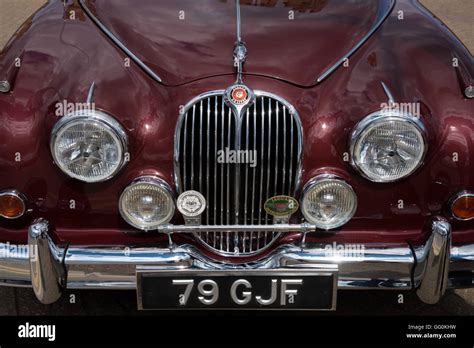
xmin=0 ymin=0 xmax=473 ymax=52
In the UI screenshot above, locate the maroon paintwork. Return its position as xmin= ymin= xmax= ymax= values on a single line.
xmin=0 ymin=0 xmax=473 ymax=262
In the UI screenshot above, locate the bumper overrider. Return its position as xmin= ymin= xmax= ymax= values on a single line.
xmin=0 ymin=217 xmax=472 ymax=306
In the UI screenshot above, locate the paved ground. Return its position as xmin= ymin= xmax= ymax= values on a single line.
xmin=0 ymin=0 xmax=472 ymax=315
xmin=0 ymin=287 xmax=472 ymax=315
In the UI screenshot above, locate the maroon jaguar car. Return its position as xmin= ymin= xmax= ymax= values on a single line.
xmin=0 ymin=0 xmax=472 ymax=310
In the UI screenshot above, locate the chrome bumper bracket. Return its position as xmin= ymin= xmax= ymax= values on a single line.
xmin=28 ymin=219 xmax=65 ymax=304
xmin=415 ymin=218 xmax=451 ymax=304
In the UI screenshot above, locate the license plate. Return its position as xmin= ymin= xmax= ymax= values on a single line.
xmin=136 ymin=269 xmax=337 ymax=310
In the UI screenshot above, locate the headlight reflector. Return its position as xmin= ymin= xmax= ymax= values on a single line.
xmin=350 ymin=113 xmax=426 ymax=182
xmin=51 ymin=110 xmax=127 ymax=182
xmin=301 ymin=175 xmax=357 ymax=230
xmin=119 ymin=176 xmax=175 ymax=230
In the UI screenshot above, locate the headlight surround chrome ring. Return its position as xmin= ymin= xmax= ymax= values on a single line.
xmin=301 ymin=174 xmax=357 ymax=230
xmin=119 ymin=176 xmax=175 ymax=231
xmin=349 ymin=110 xmax=427 ymax=183
xmin=50 ymin=110 xmax=128 ymax=183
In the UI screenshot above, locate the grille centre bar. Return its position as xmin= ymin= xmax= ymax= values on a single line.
xmin=157 ymin=223 xmax=316 ymax=234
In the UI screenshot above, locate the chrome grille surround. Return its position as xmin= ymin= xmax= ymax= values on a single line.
xmin=174 ymin=90 xmax=303 ymax=256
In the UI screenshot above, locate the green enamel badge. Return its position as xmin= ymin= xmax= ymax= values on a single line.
xmin=264 ymin=195 xmax=299 ymax=217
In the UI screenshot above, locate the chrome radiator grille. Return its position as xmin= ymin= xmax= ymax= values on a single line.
xmin=175 ymin=91 xmax=302 ymax=256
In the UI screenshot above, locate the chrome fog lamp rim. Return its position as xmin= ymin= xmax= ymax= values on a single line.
xmin=349 ymin=111 xmax=428 ymax=183
xmin=50 ymin=109 xmax=128 ymax=183
xmin=119 ymin=176 xmax=175 ymax=230
xmin=301 ymin=174 xmax=357 ymax=230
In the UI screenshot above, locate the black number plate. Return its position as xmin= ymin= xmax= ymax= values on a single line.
xmin=137 ymin=270 xmax=337 ymax=310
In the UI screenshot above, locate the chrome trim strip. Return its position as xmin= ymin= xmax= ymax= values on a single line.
xmin=86 ymin=81 xmax=96 ymax=104
xmin=449 ymin=190 xmax=474 ymax=221
xmin=316 ymin=0 xmax=395 ymax=83
xmin=381 ymin=81 xmax=396 ymax=105
xmin=235 ymin=0 xmax=242 ymax=43
xmin=79 ymin=0 xmax=163 ymax=84
xmin=0 ymin=189 xmax=27 ymax=219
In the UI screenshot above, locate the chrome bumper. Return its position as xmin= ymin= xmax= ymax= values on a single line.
xmin=0 ymin=217 xmax=472 ymax=305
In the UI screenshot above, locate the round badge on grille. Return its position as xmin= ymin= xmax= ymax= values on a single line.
xmin=228 ymin=85 xmax=250 ymax=105
xmin=177 ymin=190 xmax=206 ymax=217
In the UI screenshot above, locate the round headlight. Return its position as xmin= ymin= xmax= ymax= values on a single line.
xmin=301 ymin=175 xmax=357 ymax=230
xmin=119 ymin=176 xmax=175 ymax=230
xmin=350 ymin=112 xmax=426 ymax=182
xmin=51 ymin=110 xmax=128 ymax=183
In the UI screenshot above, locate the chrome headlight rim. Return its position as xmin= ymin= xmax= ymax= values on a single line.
xmin=301 ymin=174 xmax=358 ymax=230
xmin=349 ymin=111 xmax=428 ymax=183
xmin=119 ymin=176 xmax=175 ymax=231
xmin=50 ymin=109 xmax=128 ymax=183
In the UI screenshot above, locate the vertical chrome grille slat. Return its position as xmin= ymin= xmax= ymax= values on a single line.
xmin=206 ymin=98 xmax=210 ymax=225
xmin=199 ymin=100 xmax=203 ymax=194
xmin=289 ymin=114 xmax=294 ymax=195
xmin=258 ymin=97 xmax=265 ymax=238
xmin=220 ymin=97 xmax=225 ymax=226
xmin=243 ymin=108 xmax=249 ymax=225
xmin=274 ymin=101 xmax=279 ymax=199
xmin=265 ymin=98 xmax=272 ymax=225
xmin=176 ymin=92 xmax=301 ymax=256
xmin=226 ymin=107 xmax=231 ymax=226
xmin=191 ymin=105 xmax=196 ymax=188
xmin=214 ymin=96 xmax=218 ymax=224
xmin=183 ymin=110 xmax=188 ymax=190
xmin=226 ymin=107 xmax=231 ymax=251
xmin=282 ymin=106 xmax=287 ymax=194
xmin=250 ymin=103 xmax=257 ymax=252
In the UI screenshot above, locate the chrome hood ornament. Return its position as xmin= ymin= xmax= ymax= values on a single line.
xmin=224 ymin=0 xmax=255 ymax=117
